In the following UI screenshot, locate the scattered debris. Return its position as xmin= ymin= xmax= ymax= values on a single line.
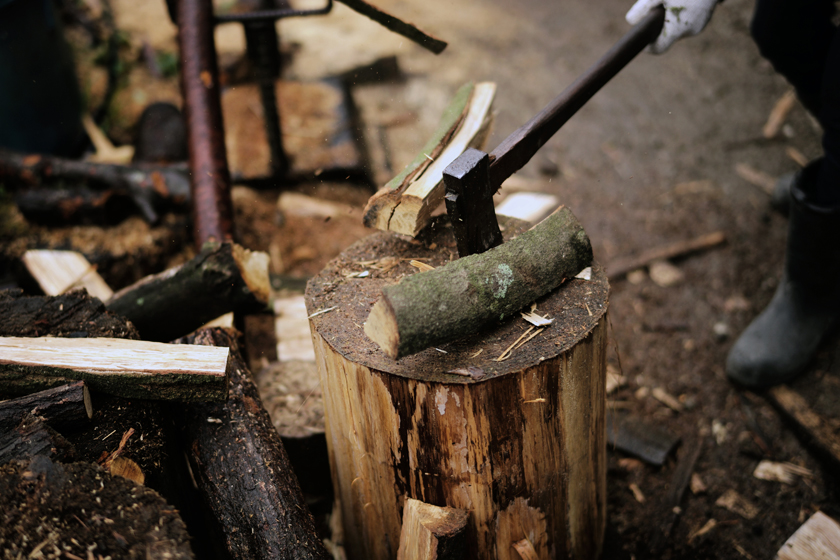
xmin=712 ymin=420 xmax=729 ymax=445
xmin=688 ymin=519 xmax=718 ymax=544
xmin=690 ymin=472 xmax=708 ymax=495
xmin=618 ymin=458 xmax=644 ymax=471
xmin=767 ymin=385 xmax=840 ymax=469
xmin=496 ymin=326 xmax=545 ymax=362
xmin=652 ymin=387 xmax=683 ymax=412
xmin=608 ymin=231 xmax=726 ymax=280
xmin=410 ymin=260 xmax=435 ymax=272
xmin=715 ymin=489 xmax=759 ymax=520
xmin=786 ymin=146 xmax=809 ymax=167
xmin=734 ymin=163 xmax=776 ymax=195
xmin=763 ymin=90 xmax=797 ymax=139
xmin=606 ymin=413 xmax=681 ymax=466
xmin=649 ymin=260 xmax=684 ymax=287
xmin=629 ymin=483 xmax=646 ymax=503
xmin=753 ymin=460 xmax=813 ymax=484
xmin=713 ymin=322 xmax=731 ymax=342
xmin=775 ymin=511 xmax=840 ymax=560
xmin=575 ymin=266 xmax=592 ymax=280
xmin=627 ymin=269 xmax=647 ymax=284
xmin=520 ymin=306 xmax=554 ymax=327
xmin=606 ymin=364 xmax=627 ymax=395
xmin=308 ymin=306 xmax=338 ymax=319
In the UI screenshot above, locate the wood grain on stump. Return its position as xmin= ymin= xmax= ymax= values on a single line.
xmin=305 ymin=217 xmax=609 ymax=560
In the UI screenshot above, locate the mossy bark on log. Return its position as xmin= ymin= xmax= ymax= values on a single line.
xmin=173 ymin=328 xmax=331 ymax=560
xmin=0 ymin=381 xmax=92 ymax=433
xmin=306 ymin=221 xmax=608 ymax=560
xmin=107 ymin=242 xmax=269 ymax=342
xmin=365 ymin=206 xmax=592 ymax=359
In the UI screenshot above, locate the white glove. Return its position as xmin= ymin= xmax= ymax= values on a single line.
xmin=626 ymin=0 xmax=718 ymax=54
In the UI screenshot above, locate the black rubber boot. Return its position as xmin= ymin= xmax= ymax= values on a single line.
xmin=727 ymin=165 xmax=840 ymax=388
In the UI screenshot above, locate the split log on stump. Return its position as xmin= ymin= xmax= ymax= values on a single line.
xmin=0 ymin=415 xmax=76 ymax=465
xmin=0 ymin=336 xmax=230 ymax=401
xmin=365 ymin=206 xmax=592 ymax=359
xmin=0 ymin=381 xmax=92 ymax=433
xmin=0 ymin=289 xmax=139 ymax=339
xmin=363 ymin=82 xmax=496 ymax=237
xmin=397 ymin=498 xmax=468 ymax=560
xmin=173 ymin=327 xmax=331 ymax=560
xmin=107 ymin=241 xmax=269 ymax=342
xmin=306 ymin=218 xmax=609 ymax=560
xmin=0 ymin=456 xmax=193 ymax=559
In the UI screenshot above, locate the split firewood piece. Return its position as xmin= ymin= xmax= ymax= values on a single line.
xmin=22 ymin=249 xmax=113 ymax=301
xmin=365 ymin=205 xmax=592 ymax=359
xmin=0 ymin=414 xmax=76 ymax=465
xmin=0 ymin=289 xmax=139 ymax=340
xmin=607 ymin=231 xmax=726 ymax=280
xmin=336 ymin=0 xmax=447 ymax=54
xmin=0 ymin=381 xmax=92 ymax=433
xmin=776 ymin=511 xmax=840 ymax=560
xmin=0 ymin=337 xmax=230 ymax=401
xmin=107 ymin=242 xmax=269 ymax=342
xmin=396 ymin=498 xmax=468 ymax=560
xmin=363 ymin=82 xmax=496 ymax=237
xmin=763 ymin=90 xmax=797 ymax=139
xmin=173 ymin=328 xmax=331 ymax=560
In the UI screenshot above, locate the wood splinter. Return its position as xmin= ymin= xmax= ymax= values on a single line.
xmin=397 ymin=498 xmax=468 ymax=560
xmin=364 ymin=205 xmax=592 ymax=359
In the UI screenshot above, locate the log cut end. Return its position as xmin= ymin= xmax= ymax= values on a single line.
xmin=364 ymin=298 xmax=400 ymax=360
xmin=232 ymin=243 xmax=270 ymax=304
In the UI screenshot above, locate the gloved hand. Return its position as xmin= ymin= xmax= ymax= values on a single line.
xmin=626 ymin=0 xmax=719 ymax=54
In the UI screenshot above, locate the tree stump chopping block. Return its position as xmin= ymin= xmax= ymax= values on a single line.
xmin=305 ymin=217 xmax=609 ymax=560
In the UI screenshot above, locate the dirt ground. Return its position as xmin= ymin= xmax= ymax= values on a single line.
xmin=4 ymin=0 xmax=839 ymax=558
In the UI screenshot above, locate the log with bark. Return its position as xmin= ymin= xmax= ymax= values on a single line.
xmin=0 ymin=289 xmax=139 ymax=340
xmin=306 ymin=217 xmax=609 ymax=560
xmin=0 ymin=414 xmax=76 ymax=465
xmin=362 ymin=82 xmax=496 ymax=237
xmin=106 ymin=241 xmax=270 ymax=342
xmin=365 ymin=206 xmax=592 ymax=359
xmin=0 ymin=381 xmax=92 ymax=433
xmin=0 ymin=336 xmax=230 ymax=401
xmin=0 ymin=148 xmax=190 ymax=224
xmin=173 ymin=327 xmax=331 ymax=560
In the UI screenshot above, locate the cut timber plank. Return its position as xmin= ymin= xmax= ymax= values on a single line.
xmin=274 ymin=295 xmax=316 ymax=362
xmin=495 ymin=192 xmax=560 ymax=224
xmin=363 ymin=82 xmax=496 ymax=237
xmin=396 ymin=498 xmax=468 ymax=560
xmin=776 ymin=511 xmax=840 ymax=560
xmin=767 ymin=385 xmax=840 ymax=467
xmin=23 ymin=250 xmax=113 ymax=301
xmin=607 ymin=231 xmax=726 ymax=280
xmin=365 ymin=205 xmax=592 ymax=359
xmin=0 ymin=337 xmax=230 ymax=401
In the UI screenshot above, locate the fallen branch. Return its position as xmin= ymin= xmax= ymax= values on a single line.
xmin=0 ymin=336 xmax=230 ymax=401
xmin=173 ymin=327 xmax=331 ymax=560
xmin=0 ymin=381 xmax=92 ymax=433
xmin=0 ymin=148 xmax=190 ymax=223
xmin=107 ymin=242 xmax=269 ymax=342
xmin=336 ymin=0 xmax=447 ymax=54
xmin=365 ymin=206 xmax=592 ymax=359
xmin=607 ymin=231 xmax=726 ymax=280
xmin=363 ymin=82 xmax=496 ymax=236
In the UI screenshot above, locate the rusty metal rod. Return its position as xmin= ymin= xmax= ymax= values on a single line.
xmin=487 ymin=6 xmax=665 ymax=189
xmin=177 ymin=0 xmax=234 ymax=247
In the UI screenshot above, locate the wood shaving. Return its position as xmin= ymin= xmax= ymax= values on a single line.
xmin=496 ymin=326 xmax=545 ymax=362
xmin=308 ymin=306 xmax=337 ymax=319
xmin=753 ymin=460 xmax=813 ymax=484
xmin=688 ymin=519 xmax=718 ymax=543
xmin=410 ymin=260 xmax=435 ymax=272
xmin=652 ymin=387 xmax=684 ymax=412
xmin=447 ymin=366 xmax=486 ymax=380
xmin=521 ymin=310 xmax=553 ymax=327
xmin=629 ymin=483 xmax=646 ymax=503
xmin=715 ymin=489 xmax=759 ymax=520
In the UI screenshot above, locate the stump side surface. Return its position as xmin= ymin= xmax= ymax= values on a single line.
xmin=305 ymin=218 xmax=608 ymax=382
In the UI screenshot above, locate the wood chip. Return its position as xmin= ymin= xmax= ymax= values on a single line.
xmin=688 ymin=518 xmax=717 ymax=544
xmin=606 ymin=364 xmax=627 ymax=395
xmin=763 ymin=90 xmax=797 ymax=139
xmin=409 ymin=260 xmax=435 ymax=272
xmin=629 ymin=483 xmax=646 ymax=503
xmin=649 ymin=260 xmax=684 ymax=287
xmin=652 ymin=387 xmax=684 ymax=412
xmin=110 ymin=456 xmax=145 ymax=486
xmin=787 ymin=146 xmax=809 ymax=167
xmin=511 ymin=538 xmax=539 ymax=560
xmin=753 ymin=460 xmax=813 ymax=484
xmin=690 ymin=472 xmax=708 ymax=495
xmin=520 ymin=310 xmax=553 ymax=327
xmin=735 ymin=163 xmax=776 ymax=195
xmin=776 ymin=511 xmax=840 ymax=560
xmin=575 ymin=266 xmax=592 ymax=280
xmin=715 ymin=489 xmax=759 ymax=520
